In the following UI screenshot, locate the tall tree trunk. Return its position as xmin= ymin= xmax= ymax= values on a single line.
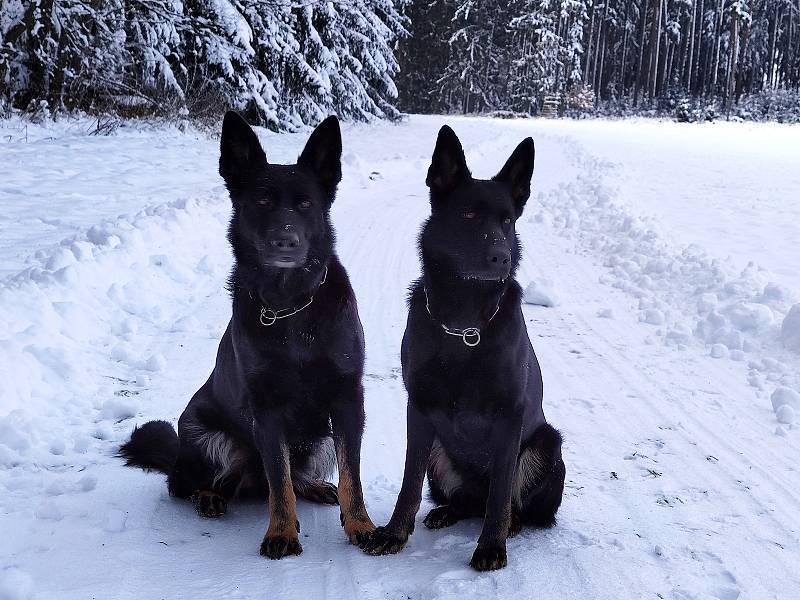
xmin=692 ymin=0 xmax=705 ymax=94
xmin=768 ymin=6 xmax=779 ymax=88
xmin=726 ymin=6 xmax=738 ymax=118
xmin=593 ymin=0 xmax=610 ymax=98
xmin=737 ymin=13 xmax=751 ymax=97
xmin=664 ymin=37 xmax=674 ymax=95
xmin=685 ymin=0 xmax=698 ymax=89
xmin=598 ymin=24 xmax=608 ymax=99
xmin=711 ymin=0 xmax=724 ymax=94
xmin=24 ymin=0 xmax=57 ymax=105
xmin=620 ymin=1 xmax=631 ymax=94
xmin=648 ymin=0 xmax=664 ymax=99
xmin=657 ymin=10 xmax=670 ymax=97
xmin=634 ymin=0 xmax=651 ymax=106
xmin=585 ymin=0 xmax=597 ymax=83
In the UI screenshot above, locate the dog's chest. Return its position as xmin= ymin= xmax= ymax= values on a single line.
xmin=247 ymin=328 xmax=359 ymax=398
xmin=249 ymin=346 xmax=326 ymax=390
xmin=432 ymin=409 xmax=493 ymax=442
xmin=428 ymin=409 xmax=496 ymax=469
xmin=415 ymin=350 xmax=504 ymax=407
xmin=249 ymin=318 xmax=327 ymax=361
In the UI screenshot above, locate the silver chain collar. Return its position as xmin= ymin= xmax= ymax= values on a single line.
xmin=423 ymin=286 xmax=501 ymax=347
xmin=252 ymin=266 xmax=328 ymax=327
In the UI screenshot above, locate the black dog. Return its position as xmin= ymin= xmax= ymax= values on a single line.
xmin=363 ymin=126 xmax=565 ymax=570
xmin=120 ymin=112 xmax=374 ymax=558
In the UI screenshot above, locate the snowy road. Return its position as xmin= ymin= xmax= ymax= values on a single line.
xmin=1 ymin=116 xmax=798 ymax=599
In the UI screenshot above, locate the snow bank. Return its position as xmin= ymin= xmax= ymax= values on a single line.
xmin=523 ymin=277 xmax=559 ymax=307
xmin=776 ymin=405 xmax=796 ymax=425
xmin=771 ymin=387 xmax=800 ymax=411
xmin=781 ymin=304 xmax=800 ymax=352
xmin=533 ymin=136 xmax=800 ymax=426
xmin=0 ymin=195 xmax=232 ymax=468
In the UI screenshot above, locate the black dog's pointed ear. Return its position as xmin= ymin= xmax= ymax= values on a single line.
xmin=493 ymin=137 xmax=535 ymax=215
xmin=219 ymin=111 xmax=267 ymax=191
xmin=426 ymin=125 xmax=471 ymax=195
xmin=298 ymin=116 xmax=342 ymax=191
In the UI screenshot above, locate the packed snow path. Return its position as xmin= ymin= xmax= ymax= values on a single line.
xmin=1 ymin=116 xmax=799 ymax=599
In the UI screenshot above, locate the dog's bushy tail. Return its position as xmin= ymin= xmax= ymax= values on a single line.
xmin=118 ymin=420 xmax=179 ymax=474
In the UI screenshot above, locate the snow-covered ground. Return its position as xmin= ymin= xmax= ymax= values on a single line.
xmin=1 ymin=115 xmax=799 ymax=599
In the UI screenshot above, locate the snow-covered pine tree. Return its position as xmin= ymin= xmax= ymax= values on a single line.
xmin=1 ymin=0 xmax=407 ymax=128
xmin=563 ymin=0 xmax=590 ymax=89
xmin=441 ymin=0 xmax=513 ymax=113
xmin=331 ymin=0 xmax=408 ymax=121
xmin=1 ymin=0 xmax=41 ymax=109
xmin=509 ymin=0 xmax=565 ymax=114
xmin=507 ymin=0 xmax=590 ymax=113
xmin=124 ymin=0 xmax=185 ymax=114
xmin=232 ymin=2 xmax=299 ymax=129
xmin=0 ymin=0 xmax=127 ymax=114
xmin=181 ymin=0 xmax=274 ymax=123
xmin=395 ymin=0 xmax=456 ymax=113
xmin=285 ymin=1 xmax=407 ymax=126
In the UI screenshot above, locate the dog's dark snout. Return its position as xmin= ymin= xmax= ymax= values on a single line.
xmin=487 ymin=246 xmax=511 ymax=266
xmin=269 ymin=231 xmax=301 ymax=250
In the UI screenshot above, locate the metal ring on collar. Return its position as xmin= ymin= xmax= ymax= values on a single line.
xmin=259 ymin=308 xmax=278 ymax=327
xmin=461 ymin=327 xmax=481 ymax=347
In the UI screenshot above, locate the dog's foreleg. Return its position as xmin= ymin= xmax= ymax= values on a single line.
xmin=470 ymin=415 xmax=523 ymax=572
xmin=331 ymin=384 xmax=375 ymax=546
xmin=252 ymin=412 xmax=301 ymax=560
xmin=363 ymin=402 xmax=434 ymax=555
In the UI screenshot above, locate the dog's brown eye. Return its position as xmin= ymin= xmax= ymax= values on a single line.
xmin=256 ymin=199 xmax=272 ymax=208
xmin=503 ymin=217 xmax=511 ymax=225
xmin=463 ymin=211 xmax=477 ymax=219
xmin=298 ymin=200 xmax=312 ymax=210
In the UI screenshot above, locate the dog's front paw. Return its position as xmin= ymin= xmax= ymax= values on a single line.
xmin=259 ymin=534 xmax=303 ymax=560
xmin=362 ymin=526 xmax=408 ymax=555
xmin=423 ymin=505 xmax=461 ymax=529
xmin=470 ymin=542 xmax=507 ymax=571
xmin=191 ymin=491 xmax=227 ymax=518
xmin=342 ymin=515 xmax=376 ymax=547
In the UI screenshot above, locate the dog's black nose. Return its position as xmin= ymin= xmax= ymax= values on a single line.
xmin=486 ymin=247 xmax=511 ymax=267
xmin=269 ymin=231 xmax=301 ymax=250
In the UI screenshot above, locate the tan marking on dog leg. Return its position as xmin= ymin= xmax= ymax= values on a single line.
xmin=336 ymin=443 xmax=375 ymax=545
xmin=260 ymin=446 xmax=302 ymax=559
xmin=267 ymin=472 xmax=299 ymax=539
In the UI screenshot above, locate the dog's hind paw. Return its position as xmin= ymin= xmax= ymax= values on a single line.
xmin=470 ymin=542 xmax=508 ymax=571
xmin=423 ymin=505 xmax=461 ymax=529
xmin=361 ymin=526 xmax=407 ymax=555
xmin=295 ymin=480 xmax=339 ymax=505
xmin=259 ymin=534 xmax=303 ymax=560
xmin=191 ymin=490 xmax=227 ymax=518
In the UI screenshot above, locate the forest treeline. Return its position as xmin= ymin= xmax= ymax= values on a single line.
xmin=1 ymin=0 xmax=798 ymax=127
xmin=396 ymin=0 xmax=800 ymax=119
xmin=0 ymin=0 xmax=407 ymax=129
